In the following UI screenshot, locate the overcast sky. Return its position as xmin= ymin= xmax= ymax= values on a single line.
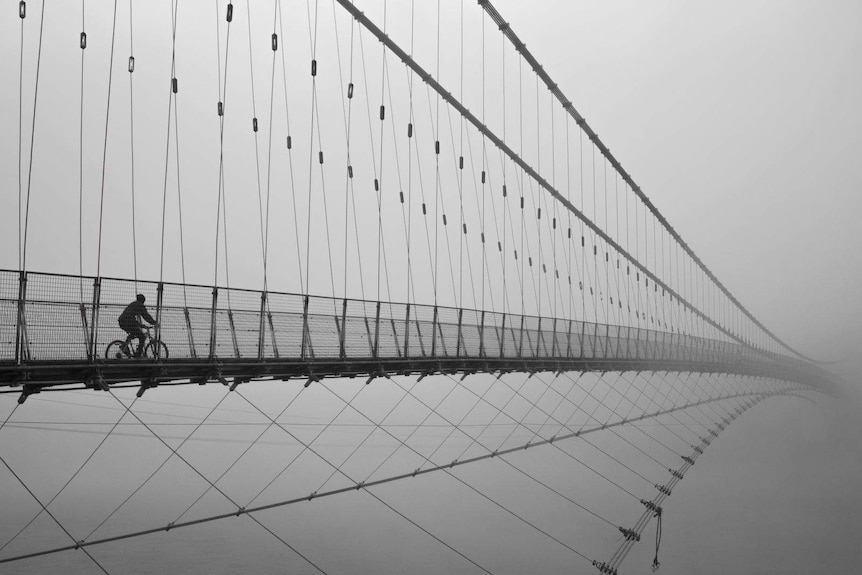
xmin=1 ymin=1 xmax=861 ymax=573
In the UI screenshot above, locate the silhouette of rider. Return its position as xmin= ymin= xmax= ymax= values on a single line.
xmin=118 ymin=294 xmax=158 ymax=357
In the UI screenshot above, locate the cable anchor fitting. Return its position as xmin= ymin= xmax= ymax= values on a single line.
xmin=619 ymin=526 xmax=641 ymax=542
xmin=641 ymin=499 xmax=662 ymax=515
xmin=18 ymin=384 xmax=41 ymax=404
xmin=591 ymin=560 xmax=618 ymax=575
xmin=655 ymin=484 xmax=672 ymax=496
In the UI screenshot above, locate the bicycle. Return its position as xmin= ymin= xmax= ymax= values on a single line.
xmin=105 ymin=325 xmax=169 ymax=360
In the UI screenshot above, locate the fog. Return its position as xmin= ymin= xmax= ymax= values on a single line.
xmin=1 ymin=1 xmax=861 ymax=574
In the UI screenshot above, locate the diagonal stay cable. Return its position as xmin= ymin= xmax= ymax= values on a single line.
xmin=0 ymin=454 xmax=109 ymax=573
xmin=100 ymin=388 xmax=327 ymax=574
xmin=0 ymin=396 xmax=140 ymax=554
xmin=170 ymin=385 xmax=307 ymax=525
xmin=240 ymin=383 xmax=368 ymax=508
xmin=441 ymin=465 xmax=596 ymax=566
xmin=0 ymin=390 xmax=768 ymax=565
xmin=83 ymin=386 xmax=238 ymax=541
xmin=312 ymin=378 xmax=602 ymax=566
xmin=311 ymin=376 xmax=425 ymax=495
xmin=410 ymin=376 xmax=624 ymax=524
xmin=234 ymin=384 xmax=489 ymax=574
xmin=360 ymin=486 xmax=495 ymax=575
xmin=0 ymin=402 xmax=21 ymax=434
xmin=558 ymin=372 xmax=681 ymax=465
xmin=391 ymin=373 xmax=642 ymax=506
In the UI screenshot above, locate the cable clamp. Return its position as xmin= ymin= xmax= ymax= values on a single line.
xmin=681 ymin=455 xmax=695 ymax=466
xmin=619 ymin=526 xmax=640 ymax=542
xmin=669 ymin=469 xmax=684 ymax=480
xmin=166 ymin=522 xmax=174 ymax=531
xmin=356 ymin=482 xmax=365 ymax=490
xmin=591 ymin=560 xmax=617 ymax=575
xmin=655 ymin=484 xmax=672 ymax=496
xmin=640 ymin=499 xmax=662 ymax=515
xmin=412 ymin=468 xmax=420 ymax=477
xmin=692 ymin=445 xmax=704 ymax=454
xmin=236 ymin=507 xmax=245 ymax=516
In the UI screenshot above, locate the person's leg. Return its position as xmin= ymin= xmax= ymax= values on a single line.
xmin=134 ymin=330 xmax=145 ymax=356
xmin=119 ymin=319 xmax=143 ymax=357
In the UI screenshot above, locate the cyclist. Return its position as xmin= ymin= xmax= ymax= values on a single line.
xmin=118 ymin=294 xmax=158 ymax=357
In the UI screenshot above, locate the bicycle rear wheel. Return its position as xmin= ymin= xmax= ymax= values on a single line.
xmin=105 ymin=340 xmax=129 ymax=360
xmin=144 ymin=340 xmax=169 ymax=360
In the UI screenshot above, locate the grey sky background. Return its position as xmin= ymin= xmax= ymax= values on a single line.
xmin=480 ymin=2 xmax=862 ymax=573
xmin=495 ymin=2 xmax=862 ymax=572
xmin=1 ymin=1 xmax=861 ymax=573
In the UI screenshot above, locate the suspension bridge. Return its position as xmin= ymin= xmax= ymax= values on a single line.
xmin=0 ymin=1 xmax=839 ymax=573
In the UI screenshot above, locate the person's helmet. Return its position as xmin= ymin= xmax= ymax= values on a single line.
xmin=136 ymin=294 xmax=146 ymax=303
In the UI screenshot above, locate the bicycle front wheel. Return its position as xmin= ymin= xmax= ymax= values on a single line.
xmin=144 ymin=340 xmax=169 ymax=360
xmin=105 ymin=340 xmax=129 ymax=360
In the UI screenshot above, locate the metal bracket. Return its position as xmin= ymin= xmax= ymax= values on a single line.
xmin=17 ymin=383 xmax=41 ymax=404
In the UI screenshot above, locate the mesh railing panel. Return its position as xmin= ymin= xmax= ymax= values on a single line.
xmin=1 ymin=270 xmax=791 ymax=379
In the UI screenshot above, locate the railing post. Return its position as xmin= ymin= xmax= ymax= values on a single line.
xmin=536 ymin=317 xmax=542 ymax=358
xmin=184 ymin=307 xmax=197 ymax=359
xmin=479 ymin=310 xmax=485 ymax=358
xmin=499 ymin=313 xmax=506 ymax=359
xmin=89 ymin=277 xmax=101 ymax=362
xmin=155 ymin=282 xmax=164 ymax=346
xmin=208 ymin=287 xmax=218 ymax=359
xmin=593 ymin=321 xmax=601 ymax=358
xmin=15 ymin=271 xmax=27 ymax=365
xmin=456 ymin=308 xmax=463 ymax=358
xmin=339 ymin=298 xmax=348 ymax=359
xmin=227 ymin=310 xmax=240 ymax=358
xmin=518 ymin=314 xmax=525 ymax=358
xmin=403 ymin=303 xmax=411 ymax=357
xmin=579 ymin=320 xmax=586 ymax=359
xmin=373 ymin=301 xmax=381 ymax=359
xmin=551 ymin=318 xmax=558 ymax=358
xmin=566 ymin=318 xmax=573 ymax=359
xmin=79 ymin=302 xmax=90 ymax=359
xmin=258 ymin=291 xmax=267 ymax=360
xmin=301 ymin=294 xmax=310 ymax=360
xmin=268 ymin=311 xmax=280 ymax=358
xmin=431 ymin=305 xmax=438 ymax=358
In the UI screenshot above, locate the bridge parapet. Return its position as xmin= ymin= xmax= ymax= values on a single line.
xmin=0 ymin=270 xmax=830 ymax=389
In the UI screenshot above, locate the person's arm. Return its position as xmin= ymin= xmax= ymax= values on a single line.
xmin=140 ymin=305 xmax=158 ymax=325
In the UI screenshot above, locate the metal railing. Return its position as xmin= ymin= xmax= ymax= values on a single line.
xmin=0 ymin=270 xmax=822 ymax=386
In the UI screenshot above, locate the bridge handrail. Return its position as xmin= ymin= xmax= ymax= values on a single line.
xmin=0 ymin=269 xmax=829 ymax=391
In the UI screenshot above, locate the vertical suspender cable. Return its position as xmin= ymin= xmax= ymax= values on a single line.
xmin=159 ymin=0 xmax=179 ymax=284
xmin=213 ymin=0 xmax=232 ymax=290
xmin=246 ymin=0 xmax=268 ymax=289
xmin=79 ymin=0 xmax=86 ymax=300
xmin=21 ymin=0 xmax=47 ymax=275
xmin=263 ymin=0 xmax=278 ymax=294
xmin=95 ymin=0 xmax=119 ymax=279
xmin=277 ymin=0 xmax=305 ymax=293
xmin=128 ymin=0 xmax=138 ymax=288
xmin=19 ymin=1 xmax=25 ymax=272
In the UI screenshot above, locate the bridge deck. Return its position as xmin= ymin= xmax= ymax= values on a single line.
xmin=0 ymin=270 xmax=822 ymax=390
